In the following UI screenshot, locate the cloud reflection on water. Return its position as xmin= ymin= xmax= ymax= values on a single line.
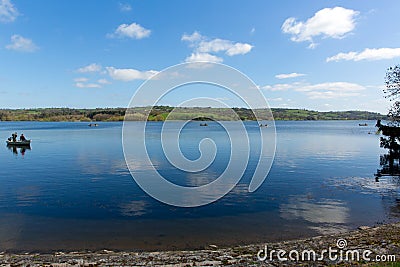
xmin=328 ymin=176 xmax=400 ymax=195
xmin=280 ymin=195 xmax=350 ymax=234
xmin=16 ymin=185 xmax=41 ymax=207
xmin=119 ymin=200 xmax=149 ymax=217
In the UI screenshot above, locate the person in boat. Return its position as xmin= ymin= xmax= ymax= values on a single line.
xmin=19 ymin=134 xmax=26 ymax=141
xmin=11 ymin=132 xmax=17 ymax=142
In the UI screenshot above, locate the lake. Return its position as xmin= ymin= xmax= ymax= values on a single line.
xmin=0 ymin=120 xmax=399 ymax=252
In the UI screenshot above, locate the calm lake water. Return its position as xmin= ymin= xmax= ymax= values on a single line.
xmin=0 ymin=120 xmax=399 ymax=252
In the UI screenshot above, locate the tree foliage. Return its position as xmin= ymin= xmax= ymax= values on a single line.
xmin=385 ymin=65 xmax=400 ymax=122
xmin=0 ymin=107 xmax=384 ymax=122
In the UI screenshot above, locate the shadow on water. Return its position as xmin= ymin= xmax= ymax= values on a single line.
xmin=6 ymin=144 xmax=31 ymax=156
xmin=375 ymin=120 xmax=400 ymax=218
xmin=376 ymin=119 xmax=400 ymax=179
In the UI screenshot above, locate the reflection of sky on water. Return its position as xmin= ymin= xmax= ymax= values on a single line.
xmin=77 ymin=156 xmax=130 ymax=178
xmin=275 ymin=121 xmax=382 ymax=166
xmin=280 ymin=195 xmax=350 ymax=234
xmin=16 ymin=185 xmax=41 ymax=207
xmin=327 ymin=176 xmax=400 ymax=195
xmin=0 ymin=120 xmax=399 ymax=251
xmin=120 ymin=200 xmax=149 ymax=217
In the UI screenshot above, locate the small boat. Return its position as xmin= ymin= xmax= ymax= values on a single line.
xmin=88 ymin=123 xmax=99 ymax=127
xmin=359 ymin=123 xmax=368 ymax=126
xmin=200 ymin=123 xmax=208 ymax=126
xmin=6 ymin=140 xmax=31 ymax=146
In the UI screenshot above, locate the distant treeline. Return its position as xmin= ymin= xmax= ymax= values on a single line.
xmin=0 ymin=107 xmax=386 ymax=122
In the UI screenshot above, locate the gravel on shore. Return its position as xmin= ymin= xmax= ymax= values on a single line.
xmin=1 ymin=222 xmax=400 ymax=266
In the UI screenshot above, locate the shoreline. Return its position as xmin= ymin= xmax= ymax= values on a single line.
xmin=0 ymin=119 xmax=383 ymax=122
xmin=1 ymin=222 xmax=399 ymax=266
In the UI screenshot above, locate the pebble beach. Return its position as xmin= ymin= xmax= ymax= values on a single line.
xmin=1 ymin=222 xmax=399 ymax=266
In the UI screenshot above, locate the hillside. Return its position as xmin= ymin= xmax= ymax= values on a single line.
xmin=0 ymin=107 xmax=386 ymax=122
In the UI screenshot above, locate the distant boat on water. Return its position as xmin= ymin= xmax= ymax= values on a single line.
xmin=359 ymin=123 xmax=368 ymax=126
xmin=88 ymin=123 xmax=99 ymax=127
xmin=200 ymin=123 xmax=208 ymax=126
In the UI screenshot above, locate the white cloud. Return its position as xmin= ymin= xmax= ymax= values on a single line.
xmin=226 ymin=43 xmax=253 ymax=56
xmin=74 ymin=77 xmax=89 ymax=82
xmin=108 ymin=22 xmax=151 ymax=39
xmin=119 ymin=3 xmax=132 ymax=12
xmin=263 ymin=81 xmax=365 ymax=99
xmin=308 ymin=43 xmax=318 ymax=49
xmin=98 ymin=78 xmax=111 ymax=84
xmin=77 ymin=63 xmax=102 ymax=73
xmin=196 ymin=38 xmax=253 ymax=56
xmin=5 ymin=35 xmax=38 ymax=52
xmin=184 ymin=53 xmax=223 ymax=63
xmin=75 ymin=82 xmax=101 ymax=88
xmin=282 ymin=7 xmax=359 ymax=48
xmin=181 ymin=31 xmax=253 ymax=62
xmin=197 ymin=38 xmax=233 ymax=53
xmin=73 ymin=77 xmax=110 ymax=87
xmin=327 ymin=48 xmax=400 ymax=62
xmin=0 ymin=0 xmax=18 ymax=23
xmin=294 ymin=82 xmax=364 ymax=92
xmin=262 ymin=82 xmax=303 ymax=91
xmin=275 ymin=72 xmax=306 ymax=79
xmin=267 ymin=97 xmax=283 ymax=102
xmin=181 ymin=31 xmax=202 ymax=42
xmin=106 ymin=67 xmax=158 ymax=81
xmin=305 ymin=90 xmax=360 ymax=99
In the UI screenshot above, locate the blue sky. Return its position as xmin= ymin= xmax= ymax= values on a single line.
xmin=1 ymin=0 xmax=400 ymax=113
